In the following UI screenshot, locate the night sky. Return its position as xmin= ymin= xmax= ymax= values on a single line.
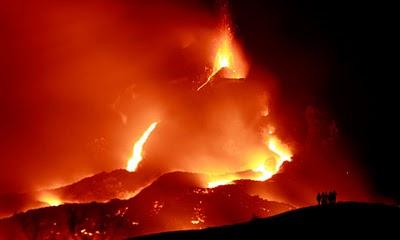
xmin=1 ymin=0 xmax=397 ymax=202
xmin=228 ymin=0 xmax=397 ymax=201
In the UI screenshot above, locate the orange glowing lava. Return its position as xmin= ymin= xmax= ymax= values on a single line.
xmin=253 ymin=136 xmax=292 ymax=181
xmin=210 ymin=30 xmax=234 ymax=76
xmin=127 ymin=122 xmax=158 ymax=172
xmin=207 ymin=135 xmax=292 ymax=188
xmin=207 ymin=179 xmax=235 ymax=188
xmin=37 ymin=192 xmax=63 ymax=206
xmin=197 ymin=23 xmax=247 ymax=91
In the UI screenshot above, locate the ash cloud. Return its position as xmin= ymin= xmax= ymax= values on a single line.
xmin=0 ymin=0 xmax=219 ymax=193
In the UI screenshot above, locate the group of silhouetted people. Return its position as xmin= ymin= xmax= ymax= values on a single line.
xmin=317 ymin=191 xmax=337 ymax=205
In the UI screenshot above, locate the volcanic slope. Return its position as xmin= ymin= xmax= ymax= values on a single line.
xmin=0 ymin=171 xmax=293 ymax=239
xmin=132 ymin=202 xmax=400 ymax=239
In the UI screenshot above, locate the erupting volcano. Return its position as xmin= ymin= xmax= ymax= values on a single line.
xmin=197 ymin=11 xmax=248 ymax=91
xmin=0 ymin=0 xmax=390 ymax=239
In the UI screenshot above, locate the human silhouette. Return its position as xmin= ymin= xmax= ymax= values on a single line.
xmin=317 ymin=193 xmax=321 ymax=205
xmin=333 ymin=190 xmax=337 ymax=203
xmin=328 ymin=191 xmax=334 ymax=204
xmin=321 ymin=192 xmax=328 ymax=205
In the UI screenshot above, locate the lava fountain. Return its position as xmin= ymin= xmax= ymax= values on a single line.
xmin=197 ymin=17 xmax=248 ymax=91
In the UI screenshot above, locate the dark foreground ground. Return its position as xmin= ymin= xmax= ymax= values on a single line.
xmin=132 ymin=202 xmax=400 ymax=239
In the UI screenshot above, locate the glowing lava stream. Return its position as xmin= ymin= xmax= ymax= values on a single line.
xmin=207 ymin=136 xmax=292 ymax=188
xmin=127 ymin=122 xmax=158 ymax=172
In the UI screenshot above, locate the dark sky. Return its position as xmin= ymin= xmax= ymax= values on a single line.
xmin=0 ymin=0 xmax=397 ymax=201
xmin=228 ymin=0 xmax=398 ymax=201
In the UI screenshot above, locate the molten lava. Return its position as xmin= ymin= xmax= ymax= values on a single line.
xmin=37 ymin=192 xmax=63 ymax=207
xmin=207 ymin=134 xmax=292 ymax=188
xmin=196 ymin=12 xmax=291 ymax=188
xmin=210 ymin=30 xmax=234 ymax=77
xmin=253 ymin=136 xmax=292 ymax=181
xmin=197 ymin=22 xmax=247 ymax=91
xmin=127 ymin=122 xmax=158 ymax=172
xmin=208 ymin=179 xmax=235 ymax=188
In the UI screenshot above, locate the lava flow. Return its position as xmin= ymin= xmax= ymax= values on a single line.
xmin=207 ymin=135 xmax=292 ymax=188
xmin=254 ymin=136 xmax=293 ymax=181
xmin=37 ymin=192 xmax=63 ymax=207
xmin=127 ymin=122 xmax=159 ymax=172
xmin=197 ymin=15 xmax=292 ymax=188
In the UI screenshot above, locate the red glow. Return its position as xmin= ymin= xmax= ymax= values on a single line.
xmin=0 ymin=2 xmax=377 ymax=239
